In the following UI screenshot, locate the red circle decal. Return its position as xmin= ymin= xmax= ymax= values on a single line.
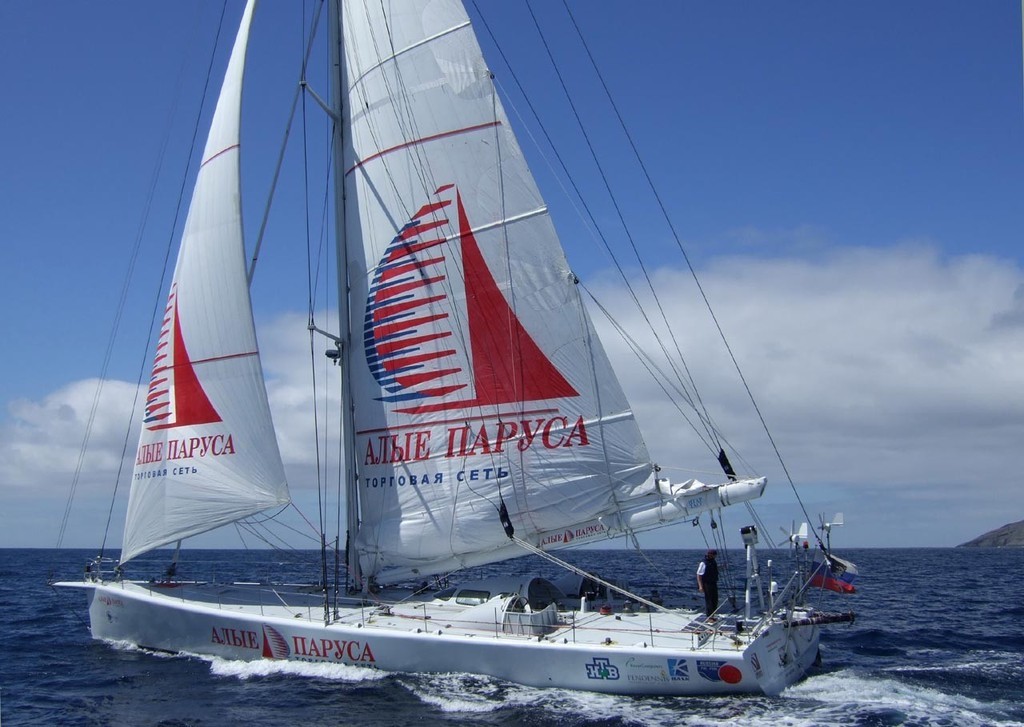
xmin=719 ymin=664 xmax=743 ymax=684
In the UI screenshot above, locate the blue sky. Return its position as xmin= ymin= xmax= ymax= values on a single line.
xmin=1 ymin=1 xmax=1023 ymax=552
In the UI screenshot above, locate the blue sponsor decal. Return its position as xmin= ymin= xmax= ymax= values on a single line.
xmin=585 ymin=657 xmax=620 ymax=680
xmin=696 ymin=659 xmax=744 ymax=684
xmin=667 ymin=658 xmax=690 ymax=681
xmin=697 ymin=659 xmax=727 ymax=682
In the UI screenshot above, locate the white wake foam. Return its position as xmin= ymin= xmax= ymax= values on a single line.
xmin=205 ymin=655 xmax=389 ymax=683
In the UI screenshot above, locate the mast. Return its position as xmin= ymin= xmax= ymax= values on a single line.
xmin=328 ymin=0 xmax=361 ymax=590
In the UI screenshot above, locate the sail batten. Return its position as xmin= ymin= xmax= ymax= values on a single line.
xmin=345 ymin=120 xmax=502 ymax=177
xmin=121 ymin=0 xmax=289 ymax=565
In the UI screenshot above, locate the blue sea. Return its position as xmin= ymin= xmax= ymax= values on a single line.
xmin=2 ymin=547 xmax=1022 ymax=726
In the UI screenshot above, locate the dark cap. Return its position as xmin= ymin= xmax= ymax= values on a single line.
xmin=707 ymin=549 xmax=717 ymax=556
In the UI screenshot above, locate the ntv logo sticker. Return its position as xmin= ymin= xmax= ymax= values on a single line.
xmin=585 ymin=657 xmax=620 ymax=680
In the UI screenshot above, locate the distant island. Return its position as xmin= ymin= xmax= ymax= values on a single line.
xmin=958 ymin=519 xmax=1024 ymax=548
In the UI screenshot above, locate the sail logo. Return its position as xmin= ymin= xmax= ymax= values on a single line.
xmin=584 ymin=657 xmax=620 ymax=680
xmin=363 ymin=184 xmax=578 ymax=416
xmin=539 ymin=521 xmax=606 ymax=547
xmin=667 ymin=658 xmax=690 ymax=681
xmin=262 ymin=625 xmax=290 ymax=659
xmin=362 ymin=414 xmax=589 ymax=470
xmin=144 ymin=284 xmax=222 ymax=431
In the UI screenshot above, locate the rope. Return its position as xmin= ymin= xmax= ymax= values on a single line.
xmin=55 ymin=4 xmax=224 ymax=553
xmin=510 ymin=536 xmax=669 ymax=614
xmin=558 ymin=0 xmax=822 ymax=543
xmin=96 ymin=2 xmax=233 ymax=563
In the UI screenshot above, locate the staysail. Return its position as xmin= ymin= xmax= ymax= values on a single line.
xmin=121 ymin=0 xmax=289 ymax=564
xmin=339 ymin=1 xmax=657 ymax=582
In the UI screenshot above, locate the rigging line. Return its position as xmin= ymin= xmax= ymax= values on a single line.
xmin=289 ymin=501 xmax=323 ymax=537
xmin=100 ymin=1 xmax=234 ymax=561
xmin=485 ymin=67 xmax=545 ymax=538
xmin=302 ymin=89 xmax=330 ymax=551
xmin=489 ymin=76 xmax=517 ymax=527
xmin=309 ymin=133 xmax=336 ymax=307
xmin=511 ymin=537 xmax=672 ymax=615
xmin=56 ymin=3 xmax=215 ymax=551
xmin=625 ymin=535 xmax=683 ymax=599
xmin=248 ymin=0 xmax=326 ymax=284
xmin=297 ymin=10 xmax=334 ymax=595
xmin=557 ymin=0 xmax=720 ymax=448
xmin=472 ymin=2 xmax=711 ymax=447
xmin=711 ymin=507 xmax=738 ymax=598
xmin=470 ymin=2 xmax=647 ymax=324
xmin=743 ymin=502 xmax=779 ymax=550
xmin=370 ymin=1 xmax=446 ymax=205
xmin=584 ymin=288 xmax=719 ymax=458
xmin=523 ymin=0 xmax=719 ymax=450
xmin=296 ymin=21 xmax=337 ymax=554
xmin=593 ymin=291 xmax=699 ymax=416
xmin=311 ymin=117 xmax=342 ymax=576
xmin=247 ymin=514 xmax=315 ymax=548
xmin=558 ymin=1 xmax=819 ymax=537
xmin=236 ymin=520 xmax=297 ymax=551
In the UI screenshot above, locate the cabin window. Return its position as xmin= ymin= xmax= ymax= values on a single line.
xmin=455 ymin=589 xmax=490 ymax=605
xmin=434 ymin=587 xmax=457 ymax=601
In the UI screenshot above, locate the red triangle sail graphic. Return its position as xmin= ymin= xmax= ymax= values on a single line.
xmin=146 ymin=293 xmax=222 ymax=431
xmin=397 ymin=192 xmax=577 ymax=413
xmin=458 ymin=193 xmax=577 ymax=404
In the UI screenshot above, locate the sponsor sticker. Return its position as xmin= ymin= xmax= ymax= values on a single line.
xmin=667 ymin=658 xmax=690 ymax=681
xmin=696 ymin=659 xmax=743 ymax=684
xmin=585 ymin=657 xmax=620 ymax=680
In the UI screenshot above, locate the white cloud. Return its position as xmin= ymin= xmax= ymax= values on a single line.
xmin=4 ymin=243 xmax=1023 ymax=548
xmin=4 ymin=378 xmax=140 ymax=492
xmin=588 ymin=242 xmax=1024 ymax=546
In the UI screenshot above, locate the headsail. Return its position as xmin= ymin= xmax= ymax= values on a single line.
xmin=339 ymin=1 xmax=656 ymax=582
xmin=121 ymin=0 xmax=289 ymax=564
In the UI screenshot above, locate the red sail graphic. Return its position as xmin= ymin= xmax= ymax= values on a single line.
xmin=393 ymin=190 xmax=577 ymax=414
xmin=144 ymin=286 xmax=222 ymax=431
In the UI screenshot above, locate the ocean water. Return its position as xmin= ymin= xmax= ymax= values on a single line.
xmin=2 ymin=547 xmax=1022 ymax=726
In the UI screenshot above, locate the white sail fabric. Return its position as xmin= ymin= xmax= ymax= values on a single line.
xmin=340 ymin=1 xmax=654 ymax=582
xmin=121 ymin=0 xmax=289 ymax=564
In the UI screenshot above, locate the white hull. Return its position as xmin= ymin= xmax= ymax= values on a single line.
xmin=59 ymin=580 xmax=819 ymax=696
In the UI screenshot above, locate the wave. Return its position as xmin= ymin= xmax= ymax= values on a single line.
xmin=785 ymin=670 xmax=1024 ymax=726
xmin=204 ymin=654 xmax=390 ymax=682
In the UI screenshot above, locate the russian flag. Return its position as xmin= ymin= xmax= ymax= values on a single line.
xmin=809 ymin=552 xmax=858 ymax=594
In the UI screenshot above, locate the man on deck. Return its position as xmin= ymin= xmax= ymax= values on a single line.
xmin=696 ymin=549 xmax=719 ymax=619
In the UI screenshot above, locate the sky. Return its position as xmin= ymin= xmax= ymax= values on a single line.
xmin=1 ymin=1 xmax=1023 ymax=553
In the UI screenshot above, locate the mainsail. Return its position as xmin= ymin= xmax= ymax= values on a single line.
xmin=339 ymin=1 xmax=656 ymax=582
xmin=121 ymin=0 xmax=289 ymax=564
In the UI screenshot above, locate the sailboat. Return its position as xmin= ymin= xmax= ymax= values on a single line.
xmin=57 ymin=0 xmax=855 ymax=696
